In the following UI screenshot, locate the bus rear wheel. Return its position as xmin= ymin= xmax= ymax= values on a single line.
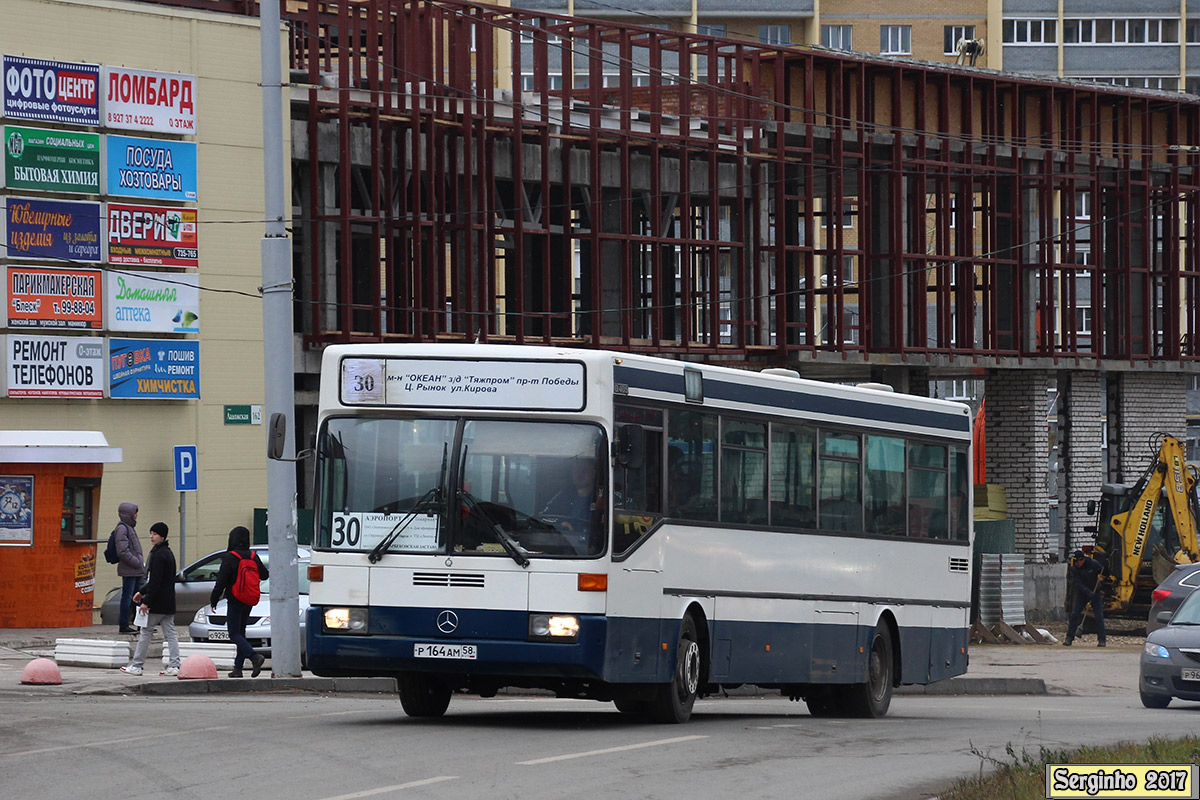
xmin=841 ymin=622 xmax=894 ymax=718
xmin=650 ymin=614 xmax=701 ymax=724
xmin=398 ymin=673 xmax=452 ymax=717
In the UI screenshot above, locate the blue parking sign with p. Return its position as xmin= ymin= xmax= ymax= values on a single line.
xmin=174 ymin=445 xmax=197 ymax=492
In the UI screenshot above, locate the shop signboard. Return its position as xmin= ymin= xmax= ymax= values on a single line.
xmin=3 ymin=197 xmax=102 ymax=262
xmin=105 ymin=135 xmax=197 ymax=202
xmin=3 ymin=126 xmax=101 ymax=194
xmin=2 ymin=55 xmax=100 ymax=126
xmin=106 ymin=202 xmax=197 ymax=268
xmin=5 ymin=265 xmax=102 ymax=329
xmin=3 ymin=334 xmax=104 ymax=398
xmin=105 ymin=270 xmax=198 ymax=333
xmin=103 ymin=66 xmax=197 ymax=134
xmin=108 ymin=338 xmax=199 ymax=400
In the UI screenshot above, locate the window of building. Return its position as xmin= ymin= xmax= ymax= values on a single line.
xmin=61 ymin=477 xmax=100 ymax=542
xmin=880 ymin=25 xmax=912 ymax=55
xmin=697 ymin=24 xmax=726 ymax=38
xmin=1003 ymin=19 xmax=1057 ymax=44
xmin=760 ymin=25 xmax=791 ymax=46
xmin=944 ymin=25 xmax=976 ymax=55
xmin=1073 ymin=18 xmax=1179 ymax=45
xmin=1188 ymin=19 xmax=1200 ymax=43
xmin=823 ymin=25 xmax=853 ymax=50
xmin=1063 ymin=19 xmax=1093 ymax=43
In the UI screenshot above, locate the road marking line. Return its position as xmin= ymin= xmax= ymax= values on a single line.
xmin=516 ymin=735 xmax=707 ymax=765
xmin=316 ymin=777 xmax=458 ymax=799
xmin=287 ymin=709 xmax=381 ymax=719
xmin=0 ymin=724 xmax=231 ymax=758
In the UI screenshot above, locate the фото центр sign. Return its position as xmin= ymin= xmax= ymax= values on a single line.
xmin=2 ymin=55 xmax=100 ymax=126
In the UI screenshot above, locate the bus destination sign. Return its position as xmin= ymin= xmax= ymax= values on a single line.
xmin=340 ymin=357 xmax=585 ymax=410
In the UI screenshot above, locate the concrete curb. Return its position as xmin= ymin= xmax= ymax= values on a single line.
xmin=897 ymin=677 xmax=1047 ymax=696
xmin=83 ymin=676 xmax=399 ymax=696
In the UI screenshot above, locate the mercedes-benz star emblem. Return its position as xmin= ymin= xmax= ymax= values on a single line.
xmin=436 ymin=610 xmax=459 ymax=634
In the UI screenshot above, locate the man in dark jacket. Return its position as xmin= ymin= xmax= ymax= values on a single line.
xmin=210 ymin=526 xmax=269 ymax=677
xmin=120 ymin=522 xmax=180 ymax=675
xmin=113 ymin=502 xmax=145 ymax=633
xmin=1065 ymin=549 xmax=1107 ymax=647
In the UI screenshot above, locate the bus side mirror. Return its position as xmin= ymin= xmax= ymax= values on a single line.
xmin=268 ymin=412 xmax=315 ymax=462
xmin=615 ymin=425 xmax=645 ymax=470
xmin=268 ymin=412 xmax=287 ymax=460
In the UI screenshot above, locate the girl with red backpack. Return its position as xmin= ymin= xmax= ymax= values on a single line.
xmin=210 ymin=526 xmax=270 ymax=677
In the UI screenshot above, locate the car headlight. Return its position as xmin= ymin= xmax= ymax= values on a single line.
xmin=529 ymin=614 xmax=579 ymax=641
xmin=1144 ymin=641 xmax=1170 ymax=659
xmin=323 ymin=607 xmax=368 ymax=633
xmin=193 ymin=607 xmax=208 ymax=624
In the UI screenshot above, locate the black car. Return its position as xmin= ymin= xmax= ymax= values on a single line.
xmin=1146 ymin=563 xmax=1200 ymax=634
xmin=1140 ymin=588 xmax=1200 ymax=708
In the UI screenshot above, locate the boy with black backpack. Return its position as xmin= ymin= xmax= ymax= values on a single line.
xmin=210 ymin=525 xmax=269 ymax=677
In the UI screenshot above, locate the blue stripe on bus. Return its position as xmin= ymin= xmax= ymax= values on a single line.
xmin=613 ymin=364 xmax=970 ymax=434
xmin=307 ymin=606 xmax=967 ymax=687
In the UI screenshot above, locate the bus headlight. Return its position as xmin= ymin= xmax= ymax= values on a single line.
xmin=529 ymin=614 xmax=579 ymax=641
xmin=324 ymin=607 xmax=369 ymax=633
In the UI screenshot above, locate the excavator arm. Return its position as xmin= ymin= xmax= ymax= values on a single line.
xmin=1103 ymin=434 xmax=1200 ymax=612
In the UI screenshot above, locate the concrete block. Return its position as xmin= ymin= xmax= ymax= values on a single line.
xmin=165 ymin=642 xmax=237 ymax=669
xmin=55 ymin=638 xmax=130 ymax=668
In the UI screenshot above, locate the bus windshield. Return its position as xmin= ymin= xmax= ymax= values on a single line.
xmin=317 ymin=416 xmax=608 ymax=558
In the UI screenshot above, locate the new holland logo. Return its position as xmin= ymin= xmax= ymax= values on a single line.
xmin=437 ymin=609 xmax=459 ymax=633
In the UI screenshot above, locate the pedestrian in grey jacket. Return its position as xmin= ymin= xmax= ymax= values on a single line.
xmin=113 ymin=502 xmax=145 ymax=633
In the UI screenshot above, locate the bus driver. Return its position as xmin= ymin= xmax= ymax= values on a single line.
xmin=541 ymin=456 xmax=601 ymax=554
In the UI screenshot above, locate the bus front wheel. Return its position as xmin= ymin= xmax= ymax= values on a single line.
xmin=398 ymin=673 xmax=452 ymax=717
xmin=841 ymin=622 xmax=894 ymax=718
xmin=650 ymin=614 xmax=701 ymax=724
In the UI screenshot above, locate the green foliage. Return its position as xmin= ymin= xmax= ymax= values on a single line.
xmin=940 ymin=737 xmax=1200 ymax=800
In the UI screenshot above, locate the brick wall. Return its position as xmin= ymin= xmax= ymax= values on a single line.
xmin=1063 ymin=371 xmax=1103 ymax=553
xmin=1116 ymin=372 xmax=1188 ymax=482
xmin=986 ymin=369 xmax=1051 ymax=558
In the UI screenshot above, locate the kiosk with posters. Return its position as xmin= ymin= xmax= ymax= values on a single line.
xmin=0 ymin=431 xmax=122 ymax=627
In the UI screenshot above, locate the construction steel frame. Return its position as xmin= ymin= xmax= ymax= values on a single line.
xmin=280 ymin=0 xmax=1200 ymax=366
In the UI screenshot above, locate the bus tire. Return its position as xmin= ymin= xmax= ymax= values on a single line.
xmin=613 ymin=694 xmax=648 ymax=715
xmin=650 ymin=614 xmax=701 ymax=724
xmin=804 ymin=687 xmax=840 ymax=717
xmin=398 ymin=673 xmax=452 ymax=717
xmin=842 ymin=622 xmax=894 ymax=718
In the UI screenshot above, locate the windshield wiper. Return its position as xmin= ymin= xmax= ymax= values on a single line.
xmin=460 ymin=491 xmax=530 ymax=569
xmin=368 ymin=444 xmax=448 ymax=563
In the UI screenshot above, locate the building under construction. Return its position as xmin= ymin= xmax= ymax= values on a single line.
xmin=275 ymin=0 xmax=1200 ymax=563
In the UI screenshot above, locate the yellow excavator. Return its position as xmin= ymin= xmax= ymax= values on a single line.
xmin=1092 ymin=433 xmax=1200 ymax=614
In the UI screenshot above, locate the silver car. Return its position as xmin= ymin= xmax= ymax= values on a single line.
xmin=188 ymin=557 xmax=311 ymax=662
xmin=1139 ymin=588 xmax=1200 ymax=708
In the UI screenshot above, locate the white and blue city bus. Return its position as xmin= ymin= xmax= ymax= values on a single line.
xmin=305 ymin=344 xmax=973 ymax=722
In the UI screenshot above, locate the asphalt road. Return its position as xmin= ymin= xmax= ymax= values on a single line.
xmin=3 ymin=691 xmax=1198 ymax=800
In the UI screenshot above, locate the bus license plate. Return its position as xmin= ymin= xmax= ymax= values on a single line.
xmin=414 ymin=643 xmax=476 ymax=660
xmin=1181 ymin=668 xmax=1200 ymax=682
